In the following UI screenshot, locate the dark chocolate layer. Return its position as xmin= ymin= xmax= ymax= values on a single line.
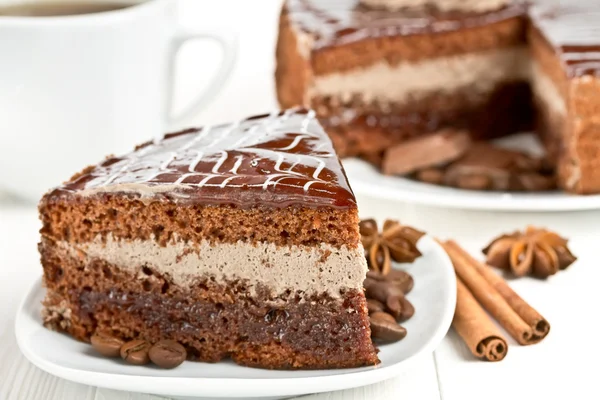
xmin=286 ymin=0 xmax=526 ymax=51
xmin=45 ymin=109 xmax=357 ymax=210
xmin=530 ymin=3 xmax=600 ymax=78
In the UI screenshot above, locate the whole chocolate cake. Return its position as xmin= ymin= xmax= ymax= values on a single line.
xmin=276 ymin=0 xmax=600 ymax=194
xmin=38 ymin=108 xmax=379 ymax=369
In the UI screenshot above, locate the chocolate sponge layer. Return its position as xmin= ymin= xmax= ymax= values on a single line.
xmin=40 ymin=238 xmax=379 ymax=369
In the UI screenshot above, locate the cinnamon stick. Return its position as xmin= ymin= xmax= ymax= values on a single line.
xmin=455 ymin=242 xmax=550 ymax=342
xmin=453 ymin=278 xmax=508 ymax=361
xmin=442 ymin=240 xmax=548 ymax=345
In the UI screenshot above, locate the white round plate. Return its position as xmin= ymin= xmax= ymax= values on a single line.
xmin=343 ymin=134 xmax=600 ymax=212
xmin=15 ymin=236 xmax=455 ymax=400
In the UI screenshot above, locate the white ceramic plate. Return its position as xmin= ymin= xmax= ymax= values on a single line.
xmin=343 ymin=134 xmax=600 ymax=212
xmin=16 ymin=236 xmax=455 ymax=400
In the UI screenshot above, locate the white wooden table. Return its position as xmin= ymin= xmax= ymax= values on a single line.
xmin=1 ymin=0 xmax=598 ymax=398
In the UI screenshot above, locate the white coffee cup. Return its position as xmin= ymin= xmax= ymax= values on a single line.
xmin=0 ymin=0 xmax=237 ymax=202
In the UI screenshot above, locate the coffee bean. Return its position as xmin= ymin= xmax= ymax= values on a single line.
xmin=366 ymin=298 xmax=384 ymax=314
xmin=385 ymin=295 xmax=402 ymax=320
xmin=90 ymin=332 xmax=124 ymax=358
xmin=369 ymin=312 xmax=407 ymax=343
xmin=386 ymin=270 xmax=414 ymax=294
xmin=367 ymin=270 xmax=414 ymax=295
xmin=120 ymin=339 xmax=151 ymax=365
xmin=149 ymin=340 xmax=187 ymax=369
xmin=399 ymin=297 xmax=415 ymax=322
xmin=366 ymin=270 xmax=385 ymax=281
xmin=364 ymin=278 xmax=403 ymax=303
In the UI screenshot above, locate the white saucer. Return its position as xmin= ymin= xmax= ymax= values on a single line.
xmin=343 ymin=133 xmax=600 ymax=212
xmin=15 ymin=236 xmax=455 ymax=400
xmin=343 ymin=160 xmax=600 ymax=213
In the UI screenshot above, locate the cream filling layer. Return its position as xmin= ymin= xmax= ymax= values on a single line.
xmin=359 ymin=0 xmax=510 ymax=12
xmin=309 ymin=47 xmax=530 ymax=104
xmin=59 ymin=235 xmax=367 ymax=298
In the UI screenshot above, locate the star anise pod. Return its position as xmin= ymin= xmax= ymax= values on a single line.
xmin=359 ymin=219 xmax=425 ymax=275
xmin=482 ymin=226 xmax=577 ymax=278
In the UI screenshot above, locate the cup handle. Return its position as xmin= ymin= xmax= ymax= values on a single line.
xmin=166 ymin=29 xmax=238 ymax=128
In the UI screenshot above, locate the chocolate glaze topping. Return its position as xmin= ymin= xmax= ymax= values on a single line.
xmin=285 ymin=0 xmax=526 ymax=51
xmin=47 ymin=109 xmax=357 ymax=209
xmin=530 ymin=2 xmax=600 ymax=78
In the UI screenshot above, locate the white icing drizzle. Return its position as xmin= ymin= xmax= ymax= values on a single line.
xmin=62 ymin=109 xmax=344 ymax=199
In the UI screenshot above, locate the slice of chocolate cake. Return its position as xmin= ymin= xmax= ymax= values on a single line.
xmin=275 ymin=0 xmax=531 ymax=160
xmin=38 ymin=108 xmax=379 ymax=369
xmin=529 ymin=3 xmax=600 ymax=194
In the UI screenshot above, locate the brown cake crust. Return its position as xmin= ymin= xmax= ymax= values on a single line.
xmin=39 ymin=194 xmax=360 ymax=248
xmin=40 ymin=238 xmax=378 ymax=369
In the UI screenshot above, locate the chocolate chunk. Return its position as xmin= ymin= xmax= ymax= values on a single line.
xmin=444 ymin=143 xmax=549 ymax=191
xmin=149 ymin=340 xmax=187 ymax=369
xmin=369 ymin=312 xmax=407 ymax=343
xmin=120 ymin=339 xmax=151 ymax=365
xmin=455 ymin=174 xmax=492 ymax=190
xmin=515 ymin=173 xmax=556 ymax=192
xmin=416 ymin=168 xmax=445 ymax=185
xmin=90 ymin=332 xmax=124 ymax=358
xmin=382 ymin=130 xmax=471 ymax=176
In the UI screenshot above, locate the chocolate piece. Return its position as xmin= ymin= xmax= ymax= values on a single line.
xmin=149 ymin=340 xmax=187 ymax=369
xmin=416 ymin=168 xmax=445 ymax=185
xmin=444 ymin=143 xmax=548 ymax=191
xmin=48 ymin=109 xmax=356 ymax=210
xmin=382 ymin=130 xmax=471 ymax=176
xmin=514 ymin=173 xmax=556 ymax=192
